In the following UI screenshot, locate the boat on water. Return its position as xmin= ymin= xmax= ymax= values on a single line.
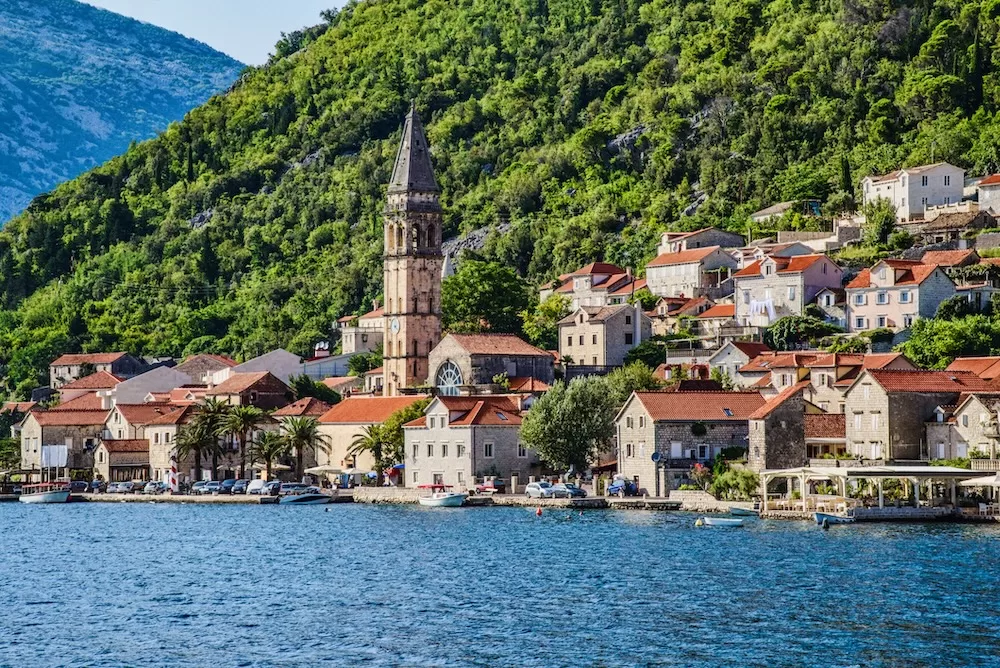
xmin=729 ymin=506 xmax=758 ymax=517
xmin=19 ymin=482 xmax=71 ymax=504
xmin=279 ymin=492 xmax=332 ymax=505
xmin=418 ymin=491 xmax=468 ymax=507
xmin=700 ymin=516 xmax=744 ymax=527
xmin=814 ymin=511 xmax=854 ymax=525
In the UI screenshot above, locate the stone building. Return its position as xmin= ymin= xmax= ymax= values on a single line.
xmin=845 ymin=259 xmax=955 ymax=332
xmin=615 ymin=390 xmax=766 ymax=495
xmin=733 ymin=254 xmax=843 ymax=328
xmin=316 ymin=396 xmax=427 ymax=473
xmin=336 ymin=305 xmax=385 ymax=355
xmin=747 ymin=382 xmax=813 ymax=472
xmin=925 ymin=393 xmax=1000 ymax=460
xmin=645 ymin=246 xmax=738 ymax=299
xmin=205 ymin=371 xmax=293 ymax=409
xmin=94 ymin=440 xmax=150 ymax=483
xmin=706 ymin=341 xmax=772 ymax=387
xmin=557 ymin=305 xmax=651 ymax=370
xmin=843 ymin=369 xmax=994 ymax=461
xmin=427 ymin=334 xmax=554 ymax=396
xmin=174 ymin=354 xmax=237 ymax=385
xmin=403 ymin=395 xmax=536 ymax=490
xmin=145 ymin=405 xmax=198 ymax=484
xmin=103 ymin=403 xmax=181 ymax=441
xmin=19 ymin=408 xmax=108 ymax=479
xmin=657 ymin=227 xmax=744 ymax=255
xmin=382 ymin=106 xmax=443 ymax=395
xmin=539 ymin=262 xmax=644 ymax=308
xmin=49 ymin=352 xmax=147 ymax=390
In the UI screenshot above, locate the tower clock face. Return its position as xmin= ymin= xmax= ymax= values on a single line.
xmin=390 ymin=317 xmax=400 ymax=334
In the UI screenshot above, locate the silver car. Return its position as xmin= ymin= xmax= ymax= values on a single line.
xmin=525 ymin=481 xmax=558 ymax=499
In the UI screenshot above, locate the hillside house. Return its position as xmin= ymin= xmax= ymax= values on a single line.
xmin=844 ymin=260 xmax=955 ymax=332
xmin=656 ymin=227 xmax=744 ymax=255
xmin=558 ymin=305 xmax=652 ymax=371
xmin=733 ymin=254 xmax=843 ymax=328
xmin=49 ymin=352 xmax=147 ymax=390
xmin=644 ymin=246 xmax=738 ymax=299
xmin=861 ymin=162 xmax=965 ymax=222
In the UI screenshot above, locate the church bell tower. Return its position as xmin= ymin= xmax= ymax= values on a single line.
xmin=382 ymin=104 xmax=443 ymax=396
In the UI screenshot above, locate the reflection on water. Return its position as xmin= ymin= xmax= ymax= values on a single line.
xmin=1 ymin=503 xmax=999 ymax=666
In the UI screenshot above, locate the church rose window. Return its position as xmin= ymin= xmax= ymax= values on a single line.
xmin=436 ymin=361 xmax=463 ymax=396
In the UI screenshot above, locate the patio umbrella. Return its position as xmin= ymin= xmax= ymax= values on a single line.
xmin=959 ymin=473 xmax=1000 ymax=487
xmin=304 ymin=465 xmax=342 ymax=475
xmin=342 ymin=468 xmax=361 ymax=475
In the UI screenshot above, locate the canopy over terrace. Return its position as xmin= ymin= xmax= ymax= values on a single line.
xmin=761 ymin=466 xmax=981 ymax=511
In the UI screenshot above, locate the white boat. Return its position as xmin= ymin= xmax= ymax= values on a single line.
xmin=701 ymin=516 xmax=744 ymax=527
xmin=814 ymin=511 xmax=854 ymax=525
xmin=19 ymin=483 xmax=71 ymax=504
xmin=418 ymin=491 xmax=467 ymax=507
xmin=729 ymin=506 xmax=758 ymax=517
xmin=279 ymin=493 xmax=331 ymax=505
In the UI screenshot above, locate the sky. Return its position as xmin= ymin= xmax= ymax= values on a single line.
xmin=81 ymin=0 xmax=343 ymax=64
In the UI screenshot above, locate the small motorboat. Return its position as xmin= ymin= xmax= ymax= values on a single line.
xmin=19 ymin=482 xmax=71 ymax=504
xmin=279 ymin=492 xmax=331 ymax=505
xmin=814 ymin=511 xmax=854 ymax=525
xmin=700 ymin=516 xmax=744 ymax=527
xmin=728 ymin=506 xmax=758 ymax=517
xmin=418 ymin=491 xmax=468 ymax=507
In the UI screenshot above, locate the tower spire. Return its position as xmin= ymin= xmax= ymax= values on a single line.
xmin=388 ymin=104 xmax=439 ymax=194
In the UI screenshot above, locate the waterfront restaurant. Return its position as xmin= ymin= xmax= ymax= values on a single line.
xmin=760 ymin=465 xmax=986 ymax=519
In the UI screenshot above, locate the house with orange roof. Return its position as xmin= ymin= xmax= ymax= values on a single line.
xmin=273 ymin=397 xmax=332 ymax=418
xmin=542 ymin=261 xmax=645 ymax=309
xmin=978 ymin=173 xmax=1000 ymax=213
xmin=707 ymin=341 xmax=773 ymax=385
xmin=558 ymin=305 xmax=651 ymax=372
xmin=316 ymin=395 xmax=427 ymax=473
xmin=616 ymin=390 xmax=767 ymax=495
xmin=656 ymin=227 xmax=743 ymax=255
xmin=335 ymin=301 xmax=385 ymax=355
xmin=428 ymin=333 xmax=554 ymax=396
xmin=647 ymin=296 xmax=713 ymax=336
xmin=403 ymin=395 xmax=533 ymax=490
xmin=57 ymin=371 xmax=123 ymax=404
xmin=19 ymin=408 xmax=110 ymax=478
xmin=730 ymin=240 xmax=813 ymax=269
xmin=48 ymin=352 xmax=147 ymax=389
xmin=946 ymin=357 xmax=1000 ymax=382
xmin=861 ymin=162 xmax=964 ymax=222
xmin=103 ymin=403 xmax=183 ymax=442
xmin=925 ymin=391 xmax=1000 ymax=461
xmin=733 ymin=253 xmax=842 ymax=328
xmin=644 ymin=246 xmax=738 ymax=299
xmin=206 ymin=371 xmax=293 ymax=409
xmin=747 ymin=381 xmax=824 ymax=471
xmin=844 ymin=259 xmax=955 ymax=332
xmin=693 ymin=302 xmax=737 ymax=337
xmin=94 ymin=439 xmax=151 ymax=483
xmin=844 ymin=369 xmax=996 ymax=460
xmin=145 ymin=404 xmax=201 ymax=484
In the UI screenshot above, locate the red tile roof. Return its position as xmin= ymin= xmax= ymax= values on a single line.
xmin=921 ymin=250 xmax=979 ymax=267
xmin=208 ymin=371 xmax=290 ymax=395
xmin=182 ymin=353 xmax=237 ymax=367
xmin=571 ymin=261 xmax=626 ymax=276
xmin=805 ymin=414 xmax=846 ymax=440
xmin=946 ymin=357 xmax=1000 ymax=381
xmin=696 ymin=303 xmax=735 ymax=319
xmin=633 ymin=391 xmax=766 ymax=421
xmin=147 ymin=404 xmax=199 ymax=426
xmin=59 ymin=371 xmax=123 ymax=390
xmin=607 ymin=278 xmax=647 ymax=297
xmin=359 ymin=307 xmax=384 ymax=320
xmin=749 ymin=381 xmax=811 ymax=419
xmin=51 ymin=352 xmax=128 ymax=366
xmin=847 ymin=263 xmax=943 ymax=289
xmin=444 ymin=396 xmax=523 ymax=426
xmin=52 ymin=393 xmax=104 ymax=410
xmin=508 ymin=376 xmax=551 ymax=392
xmin=101 ymin=439 xmax=149 ymax=453
xmin=729 ymin=342 xmax=772 ymax=358
xmin=647 ymin=246 xmax=722 ymax=268
xmin=2 ymin=401 xmax=37 ymax=414
xmin=322 ymin=376 xmax=362 ymax=391
xmin=448 ymin=334 xmax=552 ymax=357
xmin=32 ymin=410 xmax=108 ymax=427
xmin=864 ymin=369 xmax=996 ymax=393
xmin=272 ymin=397 xmax=332 ymax=417
xmin=318 ymin=396 xmax=425 ymax=424
xmin=980 ymin=174 xmax=1000 ymax=186
xmin=733 ymin=254 xmax=828 ymax=278
xmin=117 ymin=403 xmax=183 ymax=425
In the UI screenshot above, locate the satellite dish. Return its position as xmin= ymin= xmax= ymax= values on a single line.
xmin=651 ymin=452 xmax=662 ymax=463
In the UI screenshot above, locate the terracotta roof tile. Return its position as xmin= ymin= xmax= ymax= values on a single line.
xmin=445 ymin=396 xmax=523 ymax=426
xmin=272 ymin=397 xmax=332 ymax=417
xmin=59 ymin=371 xmax=123 ymax=390
xmin=208 ymin=371 xmax=290 ymax=395
xmin=733 ymin=254 xmax=829 ymax=278
xmin=101 ymin=439 xmax=149 ymax=453
xmin=51 ymin=352 xmax=128 ymax=366
xmin=805 ymin=414 xmax=846 ymax=439
xmin=2 ymin=401 xmax=37 ymax=414
xmin=52 ymin=393 xmax=104 ymax=410
xmin=508 ymin=376 xmax=551 ymax=392
xmin=633 ymin=391 xmax=766 ymax=421
xmin=147 ymin=404 xmax=199 ymax=426
xmin=448 ymin=334 xmax=552 ymax=357
xmin=608 ymin=278 xmax=647 ymax=297
xmin=749 ymin=381 xmax=811 ymax=419
xmin=921 ymin=250 xmax=979 ymax=267
xmin=32 ymin=410 xmax=108 ymax=427
xmin=117 ymin=403 xmax=184 ymax=425
xmin=318 ymin=396 xmax=425 ymax=424
xmin=865 ymin=369 xmax=996 ymax=393
xmin=848 ymin=262 xmax=945 ymax=289
xmin=647 ymin=246 xmax=722 ymax=268
xmin=980 ymin=174 xmax=1000 ymax=186
xmin=696 ymin=303 xmax=735 ymax=319
xmin=359 ymin=307 xmax=384 ymax=320
xmin=571 ymin=262 xmax=626 ymax=276
xmin=946 ymin=357 xmax=1000 ymax=381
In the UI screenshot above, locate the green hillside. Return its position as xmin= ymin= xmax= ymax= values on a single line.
xmin=3 ymin=0 xmax=1000 ymax=396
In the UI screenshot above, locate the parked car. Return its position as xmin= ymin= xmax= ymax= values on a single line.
xmin=199 ymin=481 xmax=222 ymax=495
xmin=143 ymin=481 xmax=167 ymax=495
xmin=190 ymin=481 xmax=208 ymax=495
xmin=553 ymin=483 xmax=587 ymax=498
xmin=117 ymin=482 xmax=136 ymax=494
xmin=263 ymin=481 xmax=282 ymax=496
xmin=90 ymin=480 xmax=105 ymax=493
xmin=606 ymin=477 xmax=639 ymax=498
xmin=525 ymin=481 xmax=558 ymax=499
xmin=232 ymin=480 xmax=250 ymax=494
xmin=476 ymin=479 xmax=506 ymax=495
xmin=106 ymin=482 xmax=119 ymax=494
xmin=246 ymin=480 xmax=266 ymax=495
xmin=70 ymin=481 xmax=89 ymax=493
xmin=219 ymin=479 xmax=237 ymax=495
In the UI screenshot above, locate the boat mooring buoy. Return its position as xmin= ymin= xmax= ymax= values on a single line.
xmin=535 ymin=507 xmax=542 ymax=517
xmin=694 ymin=518 xmax=704 ymax=527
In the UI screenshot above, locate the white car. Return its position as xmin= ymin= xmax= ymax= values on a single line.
xmin=246 ymin=479 xmax=266 ymax=495
xmin=525 ymin=481 xmax=558 ymax=499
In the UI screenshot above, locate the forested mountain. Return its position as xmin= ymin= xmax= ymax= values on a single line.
xmin=3 ymin=0 xmax=1000 ymax=396
xmin=0 ymin=0 xmax=244 ymax=221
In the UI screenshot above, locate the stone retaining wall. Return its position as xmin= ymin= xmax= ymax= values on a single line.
xmin=667 ymin=489 xmax=754 ymax=513
xmin=351 ymin=487 xmax=425 ymax=504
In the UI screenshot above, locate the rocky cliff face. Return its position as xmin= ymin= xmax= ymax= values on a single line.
xmin=0 ymin=0 xmax=243 ymax=221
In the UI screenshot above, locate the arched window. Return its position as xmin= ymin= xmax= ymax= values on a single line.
xmin=435 ymin=361 xmax=463 ymax=396
xmin=426 ymin=223 xmax=435 ymax=247
xmin=396 ymin=225 xmax=404 ymax=251
xmin=412 ymin=225 xmax=420 ymax=250
xmin=387 ymin=224 xmax=395 ymax=252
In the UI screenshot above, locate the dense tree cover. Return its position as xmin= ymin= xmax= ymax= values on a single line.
xmin=764 ymin=315 xmax=842 ymax=350
xmin=290 ymin=373 xmax=342 ymax=404
xmin=898 ymin=315 xmax=1000 ymax=367
xmin=5 ymin=0 xmax=1000 ymax=397
xmin=441 ymin=260 xmax=530 ymax=333
xmin=520 ymin=294 xmax=571 ymax=350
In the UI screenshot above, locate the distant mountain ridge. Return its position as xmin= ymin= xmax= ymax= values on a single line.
xmin=0 ymin=0 xmax=244 ymax=220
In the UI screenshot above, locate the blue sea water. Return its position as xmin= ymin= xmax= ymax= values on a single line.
xmin=1 ymin=503 xmax=998 ymax=667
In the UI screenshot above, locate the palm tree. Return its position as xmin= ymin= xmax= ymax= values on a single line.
xmin=172 ymin=420 xmax=216 ymax=485
xmin=282 ymin=415 xmax=329 ymax=480
xmin=248 ymin=431 xmax=291 ymax=481
xmin=219 ymin=405 xmax=265 ymax=479
xmin=348 ymin=424 xmax=391 ymax=486
xmin=195 ymin=397 xmax=232 ymax=478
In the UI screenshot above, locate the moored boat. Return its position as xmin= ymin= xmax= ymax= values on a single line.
xmin=19 ymin=482 xmax=71 ymax=504
xmin=701 ymin=516 xmax=744 ymax=527
xmin=814 ymin=511 xmax=854 ymax=525
xmin=729 ymin=506 xmax=758 ymax=517
xmin=418 ymin=491 xmax=468 ymax=507
xmin=279 ymin=493 xmax=331 ymax=505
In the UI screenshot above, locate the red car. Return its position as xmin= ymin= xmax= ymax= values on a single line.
xmin=475 ymin=479 xmax=506 ymax=495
